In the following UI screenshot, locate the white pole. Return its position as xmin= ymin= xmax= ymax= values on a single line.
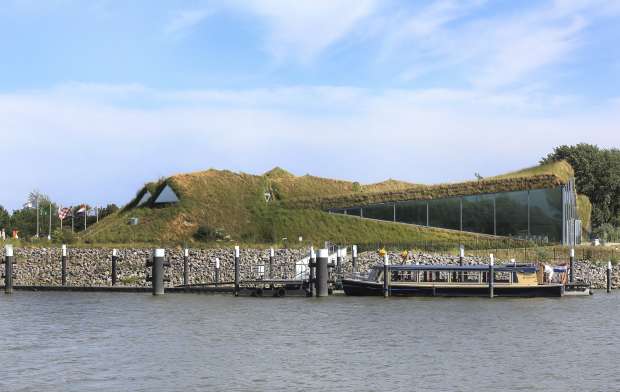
xmin=36 ymin=195 xmax=39 ymax=238
xmin=48 ymin=203 xmax=52 ymax=240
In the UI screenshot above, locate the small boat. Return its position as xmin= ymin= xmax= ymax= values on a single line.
xmin=342 ymin=264 xmax=567 ymax=297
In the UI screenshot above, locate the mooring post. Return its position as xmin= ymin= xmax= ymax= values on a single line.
xmin=214 ymin=258 xmax=220 ymax=286
xmin=352 ymin=245 xmax=357 ymax=273
xmin=336 ymin=248 xmax=343 ymax=277
xmin=268 ymin=248 xmax=274 ymax=280
xmin=489 ymin=254 xmax=494 ymax=299
xmin=459 ymin=244 xmax=465 ymax=282
xmin=569 ymin=248 xmax=575 ymax=283
xmin=183 ymin=248 xmax=189 ymax=286
xmin=315 ymin=248 xmax=329 ymax=297
xmin=607 ymin=261 xmax=612 ymax=293
xmin=149 ymin=248 xmax=166 ymax=295
xmin=234 ymin=246 xmax=240 ymax=297
xmin=61 ymin=244 xmax=67 ymax=286
xmin=383 ymin=254 xmax=390 ymax=298
xmin=111 ymin=249 xmax=118 ymax=286
xmin=309 ymin=247 xmax=316 ymax=297
xmin=4 ymin=244 xmax=15 ymax=294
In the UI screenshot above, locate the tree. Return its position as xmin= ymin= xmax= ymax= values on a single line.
xmin=542 ymin=144 xmax=620 ymax=227
xmin=0 ymin=205 xmax=10 ymax=232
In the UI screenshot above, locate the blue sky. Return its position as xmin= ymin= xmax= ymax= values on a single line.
xmin=1 ymin=0 xmax=619 ymax=211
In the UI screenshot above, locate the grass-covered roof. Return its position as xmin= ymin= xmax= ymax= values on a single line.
xmin=84 ymin=160 xmax=577 ymax=245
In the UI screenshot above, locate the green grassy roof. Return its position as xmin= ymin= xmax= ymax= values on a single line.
xmin=84 ymin=160 xmax=576 ymax=245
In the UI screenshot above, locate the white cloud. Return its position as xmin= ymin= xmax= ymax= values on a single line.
xmin=1 ymin=83 xmax=619 ymax=211
xmin=164 ymin=9 xmax=212 ymax=35
xmin=381 ymin=0 xmax=619 ymax=89
xmin=233 ymin=0 xmax=378 ymax=63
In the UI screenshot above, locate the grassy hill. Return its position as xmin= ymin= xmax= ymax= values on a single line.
xmin=84 ymin=160 xmax=586 ymax=247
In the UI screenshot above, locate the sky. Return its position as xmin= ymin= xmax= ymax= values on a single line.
xmin=1 ymin=0 xmax=619 ymax=211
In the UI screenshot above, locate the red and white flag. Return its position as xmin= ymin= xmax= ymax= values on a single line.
xmin=58 ymin=207 xmax=72 ymax=220
xmin=76 ymin=205 xmax=88 ymax=215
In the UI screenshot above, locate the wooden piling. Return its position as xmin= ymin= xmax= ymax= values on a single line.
xmin=234 ymin=246 xmax=240 ymax=297
xmin=4 ymin=244 xmax=14 ymax=294
xmin=383 ymin=254 xmax=390 ymax=298
xmin=569 ymin=248 xmax=575 ymax=283
xmin=61 ymin=245 xmax=67 ymax=286
xmin=489 ymin=254 xmax=494 ymax=299
xmin=183 ymin=248 xmax=189 ymax=286
xmin=111 ymin=249 xmax=118 ymax=286
xmin=316 ymin=249 xmax=329 ymax=297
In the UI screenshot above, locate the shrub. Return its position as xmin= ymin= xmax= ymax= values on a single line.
xmin=193 ymin=225 xmax=225 ymax=241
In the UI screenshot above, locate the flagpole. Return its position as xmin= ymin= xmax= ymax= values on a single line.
xmin=84 ymin=207 xmax=87 ymax=231
xmin=36 ymin=195 xmax=39 ymax=238
xmin=48 ymin=202 xmax=52 ymax=240
xmin=72 ymin=209 xmax=74 ymax=233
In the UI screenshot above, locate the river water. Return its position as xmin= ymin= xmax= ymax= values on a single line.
xmin=1 ymin=292 xmax=619 ymax=391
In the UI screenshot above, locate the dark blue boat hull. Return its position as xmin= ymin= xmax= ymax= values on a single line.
xmin=342 ymin=279 xmax=563 ymax=297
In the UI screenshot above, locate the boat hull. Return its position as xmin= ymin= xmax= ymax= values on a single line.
xmin=342 ymin=279 xmax=564 ymax=297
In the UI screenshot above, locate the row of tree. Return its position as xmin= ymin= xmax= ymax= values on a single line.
xmin=0 ymin=191 xmax=118 ymax=241
xmin=542 ymin=143 xmax=620 ymax=236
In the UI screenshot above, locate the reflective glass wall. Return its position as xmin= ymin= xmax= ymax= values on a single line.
xmin=329 ymin=186 xmax=571 ymax=243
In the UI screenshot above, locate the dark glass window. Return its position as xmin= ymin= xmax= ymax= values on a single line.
xmin=462 ymin=194 xmax=495 ymax=235
xmin=362 ymin=204 xmax=394 ymax=221
xmin=428 ymin=197 xmax=461 ymax=230
xmin=331 ymin=209 xmax=346 ymax=214
xmin=529 ymin=187 xmax=562 ymax=242
xmin=495 ymin=191 xmax=529 ymax=237
xmin=346 ymin=208 xmax=362 ymax=217
xmin=395 ymin=200 xmax=427 ymax=225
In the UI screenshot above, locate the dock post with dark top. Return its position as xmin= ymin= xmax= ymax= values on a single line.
xmin=149 ymin=248 xmax=166 ymax=295
xmin=309 ymin=247 xmax=316 ymax=297
xmin=183 ymin=248 xmax=189 ymax=286
xmin=570 ymin=248 xmax=575 ymax=283
xmin=315 ymin=249 xmax=329 ymax=297
xmin=111 ymin=249 xmax=118 ymax=286
xmin=383 ymin=254 xmax=390 ymax=298
xmin=61 ymin=244 xmax=67 ymax=286
xmin=352 ymin=245 xmax=357 ymax=273
xmin=234 ymin=246 xmax=240 ymax=297
xmin=4 ymin=244 xmax=14 ymax=294
xmin=489 ymin=254 xmax=494 ymax=299
xmin=607 ymin=262 xmax=612 ymax=293
xmin=268 ymin=248 xmax=274 ymax=280
xmin=215 ymin=258 xmax=220 ymax=286
xmin=336 ymin=248 xmax=343 ymax=277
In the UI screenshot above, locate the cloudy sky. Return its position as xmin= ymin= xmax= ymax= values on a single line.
xmin=1 ymin=0 xmax=619 ymax=211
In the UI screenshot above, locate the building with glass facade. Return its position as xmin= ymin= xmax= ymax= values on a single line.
xmin=328 ymin=179 xmax=581 ymax=245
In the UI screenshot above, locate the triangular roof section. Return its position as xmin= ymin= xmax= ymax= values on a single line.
xmin=153 ymin=185 xmax=180 ymax=204
xmin=137 ymin=191 xmax=152 ymax=206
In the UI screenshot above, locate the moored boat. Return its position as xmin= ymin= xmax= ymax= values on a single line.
xmin=342 ymin=264 xmax=568 ymax=297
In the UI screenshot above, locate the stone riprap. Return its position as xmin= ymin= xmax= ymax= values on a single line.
xmin=0 ymin=247 xmax=617 ymax=289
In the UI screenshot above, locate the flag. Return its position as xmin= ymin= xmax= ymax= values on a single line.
xmin=76 ymin=205 xmax=87 ymax=215
xmin=58 ymin=207 xmax=72 ymax=220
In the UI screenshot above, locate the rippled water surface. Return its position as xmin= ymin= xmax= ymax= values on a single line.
xmin=1 ymin=291 xmax=619 ymax=391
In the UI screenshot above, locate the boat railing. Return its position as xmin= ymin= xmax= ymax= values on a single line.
xmin=343 ymin=271 xmax=370 ymax=281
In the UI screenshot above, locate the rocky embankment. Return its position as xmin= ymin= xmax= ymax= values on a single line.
xmin=0 ymin=247 xmax=616 ymax=289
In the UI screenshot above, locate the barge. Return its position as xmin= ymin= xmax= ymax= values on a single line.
xmin=342 ymin=264 xmax=575 ymax=297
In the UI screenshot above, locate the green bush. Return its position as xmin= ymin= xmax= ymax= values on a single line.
xmin=52 ymin=228 xmax=77 ymax=244
xmin=193 ymin=225 xmax=225 ymax=242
